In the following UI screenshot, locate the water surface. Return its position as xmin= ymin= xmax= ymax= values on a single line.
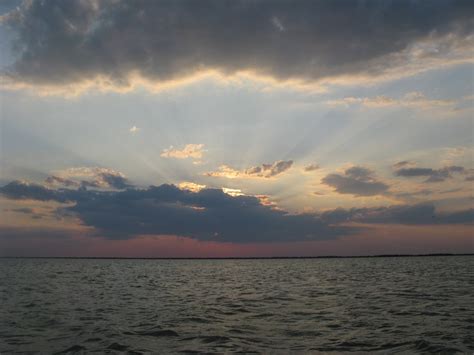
xmin=1 ymin=256 xmax=473 ymax=353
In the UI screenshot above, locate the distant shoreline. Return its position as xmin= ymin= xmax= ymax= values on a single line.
xmin=1 ymin=253 xmax=473 ymax=260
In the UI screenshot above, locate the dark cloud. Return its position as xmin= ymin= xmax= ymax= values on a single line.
xmin=304 ymin=164 xmax=320 ymax=172
xmin=394 ymin=189 xmax=433 ymax=199
xmin=1 ymin=180 xmax=72 ymax=202
xmin=2 ymin=180 xmax=472 ymax=242
xmin=392 ymin=161 xmax=413 ymax=169
xmin=45 ymin=176 xmax=80 ymax=187
xmin=45 ymin=168 xmax=131 ymax=190
xmin=0 ymin=0 xmax=20 ymax=16
xmin=394 ymin=165 xmax=466 ymax=183
xmin=321 ymin=204 xmax=474 ymax=225
xmin=10 ymin=207 xmax=34 ymax=214
xmin=249 ymin=160 xmax=293 ymax=178
xmin=93 ymin=171 xmax=131 ymax=189
xmin=345 ymin=166 xmax=374 ymax=180
xmin=395 ymin=167 xmax=436 ymax=177
xmin=440 ymin=187 xmax=463 ymax=194
xmin=2 ymin=0 xmax=473 ymax=87
xmin=1 ymin=180 xmax=104 ymax=203
xmin=322 ymin=166 xmax=389 ymax=196
xmin=0 ymin=181 xmax=353 ymax=242
xmin=4 ymin=206 xmax=46 ymax=219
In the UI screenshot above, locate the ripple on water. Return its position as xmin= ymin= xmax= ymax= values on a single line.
xmin=135 ymin=329 xmax=179 ymax=337
xmin=0 ymin=256 xmax=473 ymax=353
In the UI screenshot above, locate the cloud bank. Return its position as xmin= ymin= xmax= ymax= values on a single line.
xmin=320 ymin=204 xmax=474 ymax=226
xmin=2 ymin=0 xmax=473 ymax=92
xmin=2 ymin=179 xmax=472 ymax=243
xmin=0 ymin=180 xmax=352 ymax=242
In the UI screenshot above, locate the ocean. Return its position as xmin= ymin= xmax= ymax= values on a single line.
xmin=1 ymin=256 xmax=473 ymax=353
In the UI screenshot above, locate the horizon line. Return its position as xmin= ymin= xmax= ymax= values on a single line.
xmin=1 ymin=253 xmax=473 ymax=260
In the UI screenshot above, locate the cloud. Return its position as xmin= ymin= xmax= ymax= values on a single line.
xmin=1 ymin=180 xmax=108 ymax=204
xmin=1 ymin=0 xmax=472 ymax=93
xmin=4 ymin=206 xmax=46 ymax=219
xmin=161 ymin=144 xmax=205 ymax=160
xmin=394 ymin=189 xmax=433 ymax=199
xmin=326 ymin=92 xmax=458 ymax=114
xmin=2 ymin=180 xmax=472 ymax=242
xmin=439 ymin=187 xmax=464 ymax=195
xmin=320 ymin=204 xmax=474 ymax=226
xmin=45 ymin=175 xmax=80 ymax=187
xmin=206 ymin=160 xmax=293 ymax=179
xmin=10 ymin=207 xmax=35 ymax=214
xmin=2 ymin=180 xmax=72 ymax=202
xmin=392 ymin=161 xmax=415 ymax=169
xmin=0 ymin=181 xmax=353 ymax=242
xmin=394 ymin=164 xmax=466 ymax=183
xmin=97 ymin=172 xmax=131 ymax=189
xmin=177 ymin=182 xmax=206 ymax=192
xmin=221 ymin=188 xmax=244 ymax=197
xmin=2 ymin=167 xmax=132 ymax=203
xmin=205 ymin=165 xmax=242 ymax=179
xmin=395 ymin=167 xmax=436 ymax=177
xmin=322 ymin=166 xmax=389 ymax=196
xmin=46 ymin=167 xmax=131 ymax=189
xmin=304 ymin=164 xmax=320 ymax=172
xmin=271 ymin=16 xmax=285 ymax=32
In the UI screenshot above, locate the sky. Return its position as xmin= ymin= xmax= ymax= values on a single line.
xmin=0 ymin=0 xmax=473 ymax=257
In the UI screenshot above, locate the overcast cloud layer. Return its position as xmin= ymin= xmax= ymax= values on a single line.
xmin=2 ymin=0 xmax=473 ymax=87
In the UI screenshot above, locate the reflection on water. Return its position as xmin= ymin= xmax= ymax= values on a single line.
xmin=1 ymin=256 xmax=473 ymax=353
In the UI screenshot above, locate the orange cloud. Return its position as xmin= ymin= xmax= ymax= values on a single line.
xmin=206 ymin=160 xmax=293 ymax=179
xmin=161 ymin=144 xmax=206 ymax=160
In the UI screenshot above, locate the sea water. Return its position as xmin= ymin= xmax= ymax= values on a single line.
xmin=1 ymin=256 xmax=473 ymax=353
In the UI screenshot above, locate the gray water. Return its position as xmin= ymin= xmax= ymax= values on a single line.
xmin=0 ymin=256 xmax=473 ymax=354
